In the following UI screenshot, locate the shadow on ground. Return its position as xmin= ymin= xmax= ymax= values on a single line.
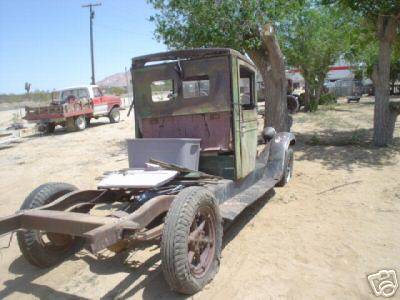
xmin=294 ymin=128 xmax=400 ymax=171
xmin=0 ymin=256 xmax=88 ymax=300
xmin=1 ymin=190 xmax=275 ymax=299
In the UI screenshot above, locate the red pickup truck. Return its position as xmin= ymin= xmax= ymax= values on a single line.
xmin=24 ymin=85 xmax=121 ymax=133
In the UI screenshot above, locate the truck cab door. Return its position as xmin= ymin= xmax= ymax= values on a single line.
xmin=232 ymin=59 xmax=258 ymax=179
xmin=92 ymin=87 xmax=108 ymax=115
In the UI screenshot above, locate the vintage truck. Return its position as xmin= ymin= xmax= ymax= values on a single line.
xmin=0 ymin=48 xmax=294 ymax=295
xmin=24 ymin=85 xmax=121 ymax=133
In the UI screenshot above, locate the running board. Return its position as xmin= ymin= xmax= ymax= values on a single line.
xmin=219 ymin=176 xmax=278 ymax=221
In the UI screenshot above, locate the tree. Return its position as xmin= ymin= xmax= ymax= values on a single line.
xmin=24 ymin=82 xmax=31 ymax=94
xmin=326 ymin=0 xmax=400 ymax=146
xmin=280 ymin=5 xmax=353 ymax=111
xmin=148 ymin=0 xmax=303 ymax=132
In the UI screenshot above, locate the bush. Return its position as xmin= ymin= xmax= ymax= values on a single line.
xmin=319 ymin=93 xmax=337 ymax=105
xmin=309 ymin=98 xmax=319 ymax=112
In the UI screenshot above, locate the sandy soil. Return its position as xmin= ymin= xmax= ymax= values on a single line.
xmin=0 ymin=98 xmax=399 ymax=299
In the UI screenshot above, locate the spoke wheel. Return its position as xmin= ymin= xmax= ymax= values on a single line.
xmin=188 ymin=206 xmax=216 ymax=278
xmin=161 ymin=187 xmax=222 ymax=294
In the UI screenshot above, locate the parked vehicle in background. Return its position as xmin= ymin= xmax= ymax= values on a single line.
xmin=347 ymin=80 xmax=363 ymax=103
xmin=257 ymin=79 xmax=300 ymax=114
xmin=24 ymin=85 xmax=121 ymax=133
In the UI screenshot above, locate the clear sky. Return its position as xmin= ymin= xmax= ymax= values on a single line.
xmin=0 ymin=0 xmax=166 ymax=94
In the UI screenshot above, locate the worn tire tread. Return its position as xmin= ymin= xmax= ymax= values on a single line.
xmin=161 ymin=186 xmax=222 ymax=294
xmin=17 ymin=182 xmax=80 ymax=268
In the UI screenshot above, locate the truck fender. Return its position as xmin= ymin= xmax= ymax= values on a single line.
xmin=266 ymin=132 xmax=295 ymax=180
xmin=109 ymin=104 xmax=120 ymax=112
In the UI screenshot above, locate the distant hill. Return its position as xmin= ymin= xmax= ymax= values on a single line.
xmin=97 ymin=71 xmax=131 ymax=88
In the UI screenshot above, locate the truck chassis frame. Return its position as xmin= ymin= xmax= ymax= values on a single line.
xmin=0 ymin=138 xmax=291 ymax=254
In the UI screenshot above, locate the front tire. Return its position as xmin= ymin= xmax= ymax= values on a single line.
xmin=276 ymin=147 xmax=294 ymax=187
xmin=17 ymin=182 xmax=84 ymax=268
xmin=109 ymin=107 xmax=120 ymax=123
xmin=161 ymin=187 xmax=222 ymax=294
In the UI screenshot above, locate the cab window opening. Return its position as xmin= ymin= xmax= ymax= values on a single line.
xmin=239 ymin=66 xmax=255 ymax=109
xmin=182 ymin=75 xmax=210 ymax=99
xmin=151 ymin=79 xmax=175 ymax=102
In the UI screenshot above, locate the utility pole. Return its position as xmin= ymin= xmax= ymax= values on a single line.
xmin=82 ymin=3 xmax=101 ymax=85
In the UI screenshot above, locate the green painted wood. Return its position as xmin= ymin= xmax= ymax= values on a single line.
xmin=199 ymin=155 xmax=235 ymax=180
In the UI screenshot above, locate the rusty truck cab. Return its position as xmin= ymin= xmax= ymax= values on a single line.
xmin=132 ymin=48 xmax=258 ymax=180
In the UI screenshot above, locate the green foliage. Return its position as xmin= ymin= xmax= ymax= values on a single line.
xmin=326 ymin=0 xmax=400 ymax=80
xmin=325 ymin=1 xmax=400 ymax=19
xmin=0 ymin=90 xmax=51 ymax=104
xmin=281 ymin=4 xmax=354 ymax=98
xmin=319 ymin=93 xmax=337 ymax=105
xmin=309 ymin=133 xmax=321 ymax=145
xmin=390 ymin=56 xmax=400 ymax=84
xmin=148 ymin=0 xmax=304 ymax=52
xmin=309 ymin=98 xmax=319 ymax=112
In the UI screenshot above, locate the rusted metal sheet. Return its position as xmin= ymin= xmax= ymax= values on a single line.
xmin=132 ymin=48 xmax=254 ymax=69
xmin=231 ymin=57 xmax=258 ymax=179
xmin=141 ymin=112 xmax=232 ymax=151
xmin=231 ymin=56 xmax=242 ymax=178
xmin=239 ymin=109 xmax=258 ymax=177
xmin=133 ymin=56 xmax=232 ymax=120
xmin=218 ymin=176 xmax=277 ymax=221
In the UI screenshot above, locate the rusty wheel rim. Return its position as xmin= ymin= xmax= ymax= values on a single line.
xmin=187 ymin=206 xmax=216 ymax=278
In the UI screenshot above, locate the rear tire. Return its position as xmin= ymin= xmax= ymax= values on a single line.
xmin=17 ymin=182 xmax=84 ymax=268
xmin=46 ymin=123 xmax=56 ymax=134
xmin=287 ymin=95 xmax=299 ymax=114
xmin=161 ymin=187 xmax=222 ymax=294
xmin=109 ymin=107 xmax=120 ymax=123
xmin=74 ymin=116 xmax=86 ymax=131
xmin=276 ymin=147 xmax=294 ymax=187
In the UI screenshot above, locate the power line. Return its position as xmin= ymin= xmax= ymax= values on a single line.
xmin=82 ymin=2 xmax=102 ymax=85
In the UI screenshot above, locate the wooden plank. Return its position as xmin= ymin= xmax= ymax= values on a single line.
xmin=149 ymin=158 xmax=221 ymax=179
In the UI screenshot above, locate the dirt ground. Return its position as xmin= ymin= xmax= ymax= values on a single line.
xmin=0 ymin=97 xmax=399 ymax=299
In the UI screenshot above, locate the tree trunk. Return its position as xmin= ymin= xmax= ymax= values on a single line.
xmin=248 ymin=26 xmax=289 ymax=132
xmin=304 ymin=80 xmax=311 ymax=112
xmin=372 ymin=15 xmax=399 ymax=146
xmin=314 ymin=79 xmax=325 ymax=107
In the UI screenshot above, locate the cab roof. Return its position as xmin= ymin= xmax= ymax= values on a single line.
xmin=54 ymin=85 xmax=98 ymax=92
xmin=132 ymin=48 xmax=254 ymax=68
